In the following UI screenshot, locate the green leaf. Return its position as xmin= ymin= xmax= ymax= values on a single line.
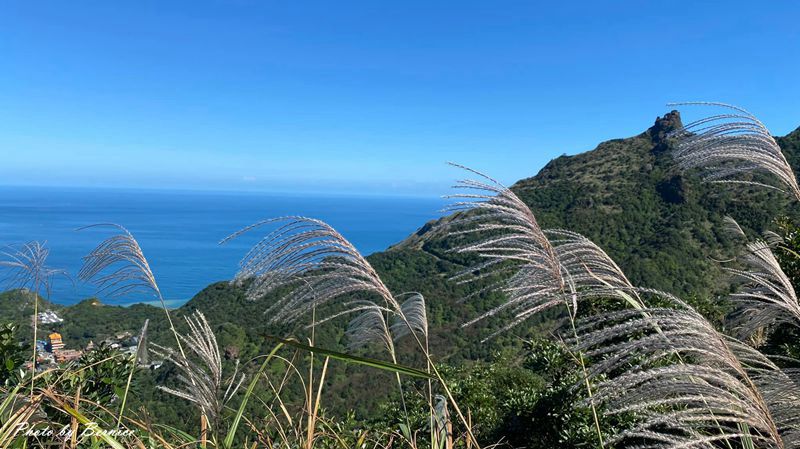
xmin=59 ymin=404 xmax=126 ymax=449
xmin=223 ymin=342 xmax=284 ymax=449
xmin=114 ymin=386 xmax=126 ymax=399
xmin=266 ymin=336 xmax=433 ymax=379
xmin=151 ymin=423 xmax=197 ymax=443
xmin=0 ymin=384 xmax=21 ymax=416
xmin=399 ymin=423 xmax=412 ymax=440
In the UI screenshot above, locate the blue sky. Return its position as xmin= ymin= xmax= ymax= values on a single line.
xmin=1 ymin=1 xmax=798 ymax=196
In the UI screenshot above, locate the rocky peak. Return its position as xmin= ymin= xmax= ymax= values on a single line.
xmin=647 ymin=110 xmax=683 ymax=153
xmin=648 ymin=110 xmax=682 ymax=142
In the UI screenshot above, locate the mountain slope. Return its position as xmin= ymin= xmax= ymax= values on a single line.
xmin=396 ymin=112 xmax=800 ymax=304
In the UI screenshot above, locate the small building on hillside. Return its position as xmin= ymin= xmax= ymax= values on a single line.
xmin=53 ymin=349 xmax=82 ymax=364
xmin=37 ymin=310 xmax=63 ymax=324
xmin=47 ymin=332 xmax=65 ymax=352
xmin=115 ymin=331 xmax=132 ymax=341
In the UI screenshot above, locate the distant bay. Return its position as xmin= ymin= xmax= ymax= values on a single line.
xmin=0 ymin=186 xmax=443 ymax=306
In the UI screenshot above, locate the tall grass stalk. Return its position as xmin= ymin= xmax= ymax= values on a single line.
xmin=0 ymin=242 xmax=65 ymax=400
xmin=78 ymin=224 xmax=188 ymax=357
xmin=116 ymin=318 xmax=148 ymax=427
xmin=78 ymin=224 xmax=207 ymax=435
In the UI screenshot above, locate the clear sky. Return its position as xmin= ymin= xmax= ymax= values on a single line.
xmin=1 ymin=1 xmax=798 ymax=196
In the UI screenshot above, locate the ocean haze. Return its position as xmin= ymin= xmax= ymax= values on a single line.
xmin=0 ymin=186 xmax=443 ymax=306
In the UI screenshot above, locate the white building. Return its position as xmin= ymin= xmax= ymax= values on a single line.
xmin=37 ymin=310 xmax=64 ymax=324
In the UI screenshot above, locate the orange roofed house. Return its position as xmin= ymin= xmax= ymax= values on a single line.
xmin=47 ymin=332 xmax=82 ymax=363
xmin=47 ymin=332 xmax=65 ymax=352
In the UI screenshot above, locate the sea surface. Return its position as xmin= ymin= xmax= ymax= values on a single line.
xmin=0 ymin=186 xmax=443 ymax=306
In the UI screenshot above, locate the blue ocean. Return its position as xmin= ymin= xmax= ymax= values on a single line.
xmin=0 ymin=186 xmax=443 ymax=306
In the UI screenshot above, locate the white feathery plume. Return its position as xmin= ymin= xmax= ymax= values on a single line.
xmin=573 ymin=296 xmax=787 ymax=449
xmin=0 ymin=241 xmax=67 ymax=296
xmin=446 ymin=163 xmax=643 ymax=338
xmin=445 ymin=164 xmax=573 ymax=332
xmin=78 ymin=224 xmax=160 ymax=298
xmin=345 ymin=300 xmax=395 ymax=353
xmin=722 ymin=215 xmax=747 ymax=239
xmin=751 ymin=367 xmax=800 ymax=448
xmin=546 ymin=229 xmax=643 ymax=310
xmin=221 ymin=216 xmax=401 ymax=324
xmin=432 ymin=394 xmax=450 ymax=448
xmin=152 ymin=311 xmax=245 ymax=433
xmin=763 ymin=230 xmax=785 ymax=248
xmin=135 ymin=319 xmax=149 ymax=366
xmin=670 ymin=102 xmax=800 ymax=201
xmin=79 ymin=223 xmax=192 ymax=363
xmin=726 ymin=240 xmax=800 ymax=340
xmin=1 ymin=241 xmax=67 ymax=396
xmin=391 ymin=293 xmax=429 ymax=342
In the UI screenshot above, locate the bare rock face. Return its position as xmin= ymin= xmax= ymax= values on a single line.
xmin=648 ymin=110 xmax=683 ymax=152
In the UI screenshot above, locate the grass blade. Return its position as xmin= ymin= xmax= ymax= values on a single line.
xmin=267 ymin=336 xmax=433 ymax=379
xmin=223 ymin=342 xmax=284 ymax=449
xmin=59 ymin=403 xmax=126 ymax=449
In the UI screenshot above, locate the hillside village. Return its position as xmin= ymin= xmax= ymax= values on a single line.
xmin=25 ymin=309 xmax=159 ymax=371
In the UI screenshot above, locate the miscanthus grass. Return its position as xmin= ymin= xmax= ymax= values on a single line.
xmin=0 ymin=242 xmax=67 ymax=400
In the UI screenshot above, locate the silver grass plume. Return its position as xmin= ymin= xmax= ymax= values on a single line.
xmin=223 ymin=219 xmax=433 ymax=433
xmin=343 ymin=294 xmax=429 ymax=434
xmin=432 ymin=394 xmax=450 ymax=449
xmin=752 ymin=367 xmax=800 ymax=448
xmin=390 ymin=293 xmax=429 ymax=342
xmin=0 ymin=241 xmax=66 ymax=296
xmin=135 ymin=319 xmax=149 ymax=366
xmin=78 ymin=224 xmax=160 ymax=298
xmin=1 ymin=241 xmax=67 ymax=396
xmin=222 ymin=216 xmax=402 ymax=324
xmin=151 ymin=311 xmax=245 ymax=433
xmin=722 ymin=215 xmax=747 ymax=239
xmin=546 ymin=229 xmax=643 ymax=310
xmin=79 ymin=223 xmax=192 ymax=366
xmin=345 ymin=292 xmax=430 ymax=352
xmin=670 ymin=102 xmax=800 ymax=201
xmin=763 ymin=230 xmax=786 ymax=248
xmin=117 ymin=318 xmax=150 ymax=426
xmin=446 ymin=164 xmax=642 ymax=337
xmin=726 ymin=240 xmax=800 ymax=341
xmin=446 ymin=164 xmax=572 ymax=333
xmin=345 ymin=300 xmax=395 ymax=353
xmin=573 ymin=295 xmax=787 ymax=449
